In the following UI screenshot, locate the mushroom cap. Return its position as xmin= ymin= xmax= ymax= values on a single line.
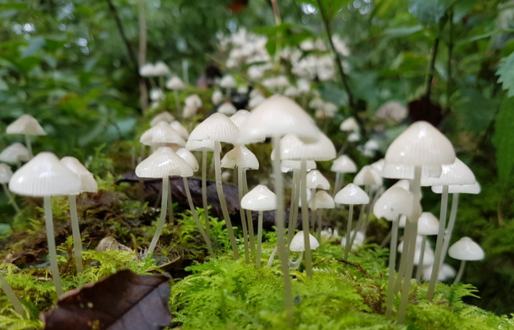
xmin=306 ymin=170 xmax=330 ymax=190
xmin=339 ymin=117 xmax=359 ymax=132
xmin=185 ymin=94 xmax=203 ymax=109
xmin=353 ymin=166 xmax=382 ymax=186
xmin=166 ymin=76 xmax=184 ymax=90
xmin=241 ymin=184 xmax=277 ymax=211
xmin=139 ymin=63 xmax=157 ymax=77
xmin=230 ymin=110 xmax=251 ymax=129
xmin=0 ymin=163 xmax=13 ymax=184
xmin=373 ymin=186 xmax=419 ymax=221
xmin=9 ymin=152 xmax=81 ymax=197
xmin=421 ymin=158 xmax=475 ymax=187
xmin=331 ymin=155 xmax=357 ymax=173
xmin=135 ymin=147 xmax=193 ymax=178
xmin=290 ymin=231 xmax=320 ymax=252
xmin=370 ymin=158 xmax=385 ymax=174
xmin=238 ymin=95 xmax=320 ymax=144
xmin=432 ymin=181 xmax=481 ymax=194
xmin=347 ymin=131 xmax=361 ymax=142
xmin=7 ymin=114 xmax=46 ymax=136
xmin=150 ymin=112 xmax=175 ymax=127
xmin=219 ymin=75 xmax=237 ymax=88
xmin=185 ymin=139 xmax=215 ymax=152
xmin=276 ymin=133 xmax=336 ymax=161
xmin=414 ymin=245 xmax=435 ymax=266
xmin=0 ymin=143 xmax=30 ymax=164
xmin=422 ymin=263 xmax=456 ymax=282
xmin=170 ymin=121 xmax=189 ymax=140
xmin=384 ymin=121 xmax=455 ymax=167
xmin=60 ymin=157 xmax=98 ymax=193
xmin=280 ymin=160 xmax=316 ymax=172
xmin=308 ymin=98 xmax=325 ymax=109
xmin=182 ymin=105 xmax=198 ymax=119
xmin=221 ymin=145 xmax=259 ymax=170
xmin=382 ymin=163 xmax=443 ymax=180
xmin=448 ymin=237 xmax=485 ymax=261
xmin=176 ymin=148 xmax=199 ymax=172
xmin=392 ymin=179 xmax=410 ymax=190
xmin=308 ymin=190 xmax=335 ymax=210
xmin=398 ymin=235 xmax=423 ymax=253
xmin=248 ymin=94 xmax=266 ymax=109
xmin=417 ymin=212 xmax=439 ymax=236
xmin=334 ymin=183 xmax=369 ymax=205
xmin=217 ymin=102 xmax=237 ymax=115
xmin=212 ymin=90 xmax=224 ymax=105
xmin=189 ymin=113 xmax=240 ymax=144
xmin=140 ymin=121 xmax=186 ymax=147
xmin=341 ymin=230 xmax=365 ymax=249
xmin=154 ymin=62 xmax=170 ymax=76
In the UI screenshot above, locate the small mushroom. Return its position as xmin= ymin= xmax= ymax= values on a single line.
xmin=288 ymin=231 xmax=320 ymax=269
xmin=0 ymin=163 xmax=20 ymax=213
xmin=6 ymin=115 xmax=47 ymax=159
xmin=448 ymin=237 xmax=484 ymax=284
xmin=0 ymin=143 xmax=30 ymax=168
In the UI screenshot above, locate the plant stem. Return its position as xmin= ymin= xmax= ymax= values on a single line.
xmin=44 ymin=196 xmax=63 ymax=296
xmin=243 ymin=170 xmax=256 ymax=254
xmin=183 ymin=177 xmax=215 ymax=258
xmin=25 ymin=134 xmax=33 ymax=159
xmin=415 ymin=235 xmax=427 ymax=282
xmin=287 ymin=169 xmax=298 ymax=242
xmin=2 ymin=183 xmax=20 ymax=213
xmin=424 ymin=37 xmax=440 ymax=113
xmin=138 ymin=0 xmax=148 ymax=111
xmin=267 ymin=246 xmax=278 ymax=268
xmin=287 ymin=169 xmax=301 ymax=246
xmin=148 ymin=176 xmax=168 ymax=254
xmin=440 ymin=193 xmax=459 ymax=268
xmin=300 ymin=158 xmax=313 ymax=278
xmin=238 ymin=167 xmax=250 ymax=263
xmin=344 ymin=204 xmax=354 ymax=260
xmin=214 ymin=142 xmax=239 ymax=259
xmin=257 ymin=210 xmax=263 ymax=268
xmin=394 ymin=217 xmax=410 ymax=292
xmin=0 ymin=272 xmax=26 ymax=318
xmin=453 ymin=260 xmax=466 ymax=284
xmin=68 ymin=195 xmax=83 ymax=273
xmin=446 ymin=8 xmax=453 ymax=110
xmin=201 ymin=150 xmax=212 ymax=248
xmin=168 ymin=181 xmax=173 ymax=223
xmin=385 ymin=216 xmax=399 ymax=319
xmin=427 ymin=185 xmax=449 ymax=300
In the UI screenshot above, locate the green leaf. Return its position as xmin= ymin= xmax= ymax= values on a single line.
xmin=383 ymin=25 xmax=423 ymax=37
xmin=496 ymin=52 xmax=514 ymax=97
xmin=408 ymin=0 xmax=453 ymax=25
xmin=494 ymin=96 xmax=514 ymax=182
xmin=453 ymin=89 xmax=498 ymax=133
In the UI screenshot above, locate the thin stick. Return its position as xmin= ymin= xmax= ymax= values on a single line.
xmin=344 ymin=204 xmax=354 ymax=259
xmin=317 ymin=209 xmax=323 ymax=240
xmin=137 ymin=0 xmax=148 ymax=111
xmin=380 ymin=230 xmax=392 ymax=248
xmin=287 ymin=169 xmax=301 ymax=245
xmin=0 ymin=272 xmax=26 ymax=318
xmin=453 ymin=260 xmax=466 ymax=284
xmin=238 ymin=167 xmax=250 ymax=263
xmin=44 ymin=196 xmax=63 ymax=296
xmin=385 ymin=216 xmax=399 ymax=319
xmin=427 ymin=185 xmax=449 ymax=300
xmin=416 ymin=235 xmax=427 ymax=282
xmin=68 ymin=195 xmax=83 ymax=273
xmin=243 ymin=170 xmax=255 ymax=254
xmin=214 ymin=142 xmax=239 ymax=259
xmin=148 ymin=176 xmax=168 ymax=254
xmin=394 ymin=218 xmax=411 ymax=292
xmin=440 ymin=193 xmax=460 ymax=267
xmin=266 ymin=246 xmax=278 ymax=268
xmin=25 ymin=134 xmax=33 ymax=159
xmin=183 ymin=177 xmax=215 ymax=257
xmin=256 ymin=211 xmax=263 ymax=267
xmin=2 ymin=183 xmax=20 ymax=213
xmin=201 ymin=150 xmax=212 ymax=247
xmin=300 ymin=158 xmax=313 ymax=277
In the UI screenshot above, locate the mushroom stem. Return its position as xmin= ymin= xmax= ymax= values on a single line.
xmin=272 ymin=136 xmax=294 ymax=323
xmin=332 ymin=172 xmax=344 ymax=196
xmin=243 ymin=170 xmax=256 ymax=254
xmin=201 ymin=150 xmax=212 ymax=249
xmin=267 ymin=246 xmax=278 ymax=267
xmin=344 ymin=204 xmax=354 ymax=260
xmin=214 ymin=142 xmax=239 ymax=259
xmin=237 ymin=167 xmax=250 ymax=263
xmin=149 ymin=76 xmax=157 ymax=89
xmin=287 ymin=169 xmax=301 ymax=246
xmin=415 ymin=235 xmax=427 ymax=282
xmin=427 ymin=184 xmax=449 ymax=300
xmin=453 ymin=260 xmax=466 ymax=284
xmin=349 ymin=186 xmax=369 ymax=247
xmin=44 ymin=196 xmax=63 ymax=296
xmin=24 ymin=134 xmax=33 ymax=159
xmin=148 ymin=176 xmax=169 ymax=254
xmin=394 ymin=219 xmax=411 ymax=292
xmin=256 ymin=210 xmax=264 ymax=267
xmin=183 ymin=177 xmax=215 ymax=258
xmin=310 ymin=188 xmax=316 ymax=232
xmin=440 ymin=193 xmax=460 ymax=267
xmin=289 ymin=251 xmax=304 ymax=269
xmin=159 ymin=76 xmax=164 ymax=91
xmin=300 ymin=158 xmax=313 ymax=277
xmin=380 ymin=230 xmax=392 ymax=248
xmin=167 ymin=182 xmax=174 ymax=223
xmin=316 ymin=209 xmax=323 ymax=240
xmin=0 ymin=272 xmax=26 ymax=318
xmin=2 ymin=183 xmax=20 ymax=213
xmin=385 ymin=215 xmax=400 ymax=319
xmin=68 ymin=195 xmax=84 ymax=273
xmin=173 ymin=90 xmax=181 ymax=112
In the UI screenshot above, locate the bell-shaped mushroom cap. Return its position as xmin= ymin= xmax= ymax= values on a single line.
xmin=217 ymin=102 xmax=237 ymax=115
xmin=182 ymin=105 xmax=198 ymax=119
xmin=136 ymin=147 xmax=193 ymax=178
xmin=238 ymin=95 xmax=320 ymax=144
xmin=150 ymin=112 xmax=175 ymax=126
xmin=306 ymin=170 xmax=330 ymax=190
xmin=432 ymin=181 xmax=481 ymax=194
xmin=341 ymin=230 xmax=365 ymax=249
xmin=373 ymin=186 xmax=419 ymax=221
xmin=185 ymin=94 xmax=203 ymax=109
xmin=140 ymin=121 xmax=186 ymax=147
xmin=166 ymin=76 xmax=184 ymax=90
xmin=334 ymin=183 xmax=369 ymax=205
xmin=422 ymin=263 xmax=456 ymax=282
xmin=230 ymin=110 xmax=251 ymax=129
xmin=176 ymin=148 xmax=199 ymax=172
xmin=278 ymin=133 xmax=336 ymax=161
xmin=0 ymin=164 xmax=13 ymax=184
xmin=308 ymin=190 xmax=335 ymax=210
xmin=60 ymin=157 xmax=98 ymax=193
xmin=189 ymin=113 xmax=239 ymax=143
xmin=9 ymin=152 xmax=81 ymax=197
xmin=241 ymin=185 xmax=277 ymax=211
xmin=353 ymin=166 xmax=382 ymax=186
xmin=248 ymin=95 xmax=266 ymax=109
xmin=280 ymin=160 xmax=316 ymax=172
xmin=7 ymin=114 xmax=46 ymax=136
xmin=185 ymin=139 xmax=215 ymax=152
xmin=384 ymin=121 xmax=455 ymax=168
xmin=398 ymin=235 xmax=424 ymax=253
xmin=371 ymin=158 xmax=385 ymax=174
xmin=220 ymin=75 xmax=237 ymax=88
xmin=154 ymin=61 xmax=170 ymax=76
xmin=170 ymin=121 xmax=189 ymax=140
xmin=331 ymin=155 xmax=357 ymax=173
xmin=448 ymin=237 xmax=485 ymax=261
xmin=382 ymin=163 xmax=443 ymax=180
xmin=290 ymin=231 xmax=320 ymax=252
xmin=339 ymin=117 xmax=359 ymax=132
xmin=0 ymin=143 xmax=30 ymax=164
xmin=422 ymin=158 xmax=475 ymax=187
xmin=221 ymin=145 xmax=259 ymax=170
xmin=392 ymin=179 xmax=410 ymax=190
xmin=417 ymin=212 xmax=439 ymax=236
xmin=139 ymin=63 xmax=157 ymax=76
xmin=212 ymin=90 xmax=224 ymax=105
xmin=347 ymin=131 xmax=361 ymax=142
xmin=309 ymin=97 xmax=325 ymax=109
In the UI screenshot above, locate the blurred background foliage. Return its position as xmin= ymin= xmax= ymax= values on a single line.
xmin=1 ymin=0 xmax=514 ymax=315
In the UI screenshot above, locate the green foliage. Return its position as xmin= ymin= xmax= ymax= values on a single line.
xmin=496 ymin=52 xmax=514 ymax=97
xmin=494 ymin=96 xmax=514 ymax=182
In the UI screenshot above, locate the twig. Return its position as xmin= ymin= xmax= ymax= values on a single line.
xmin=138 ymin=0 xmax=148 ymax=111
xmin=424 ymin=37 xmax=440 ymax=112
xmin=446 ymin=8 xmax=453 ymax=112
xmin=335 ymin=257 xmax=369 ymax=276
xmin=145 ymin=256 xmax=181 ymax=273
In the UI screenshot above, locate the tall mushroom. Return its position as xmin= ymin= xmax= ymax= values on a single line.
xmin=308 ymin=190 xmax=334 ymax=239
xmin=9 ymin=152 xmax=80 ymax=296
xmin=0 ymin=271 xmax=26 ymax=318
xmin=6 ymin=114 xmax=47 ymax=159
